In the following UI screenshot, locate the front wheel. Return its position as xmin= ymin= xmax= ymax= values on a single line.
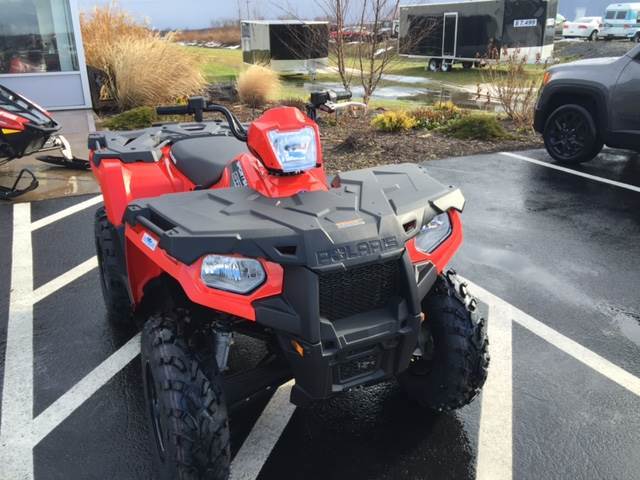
xmin=588 ymin=30 xmax=598 ymax=41
xmin=428 ymin=58 xmax=441 ymax=72
xmin=543 ymin=104 xmax=603 ymax=164
xmin=634 ymin=33 xmax=640 ymax=43
xmin=398 ymin=271 xmax=489 ymax=411
xmin=142 ymin=311 xmax=231 ymax=480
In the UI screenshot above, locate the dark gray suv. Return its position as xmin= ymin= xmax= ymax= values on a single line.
xmin=534 ymin=45 xmax=640 ymax=164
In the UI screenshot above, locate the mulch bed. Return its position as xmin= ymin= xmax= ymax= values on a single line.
xmin=316 ymin=114 xmax=542 ymax=173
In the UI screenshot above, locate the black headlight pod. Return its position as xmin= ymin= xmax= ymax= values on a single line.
xmin=415 ymin=212 xmax=452 ymax=253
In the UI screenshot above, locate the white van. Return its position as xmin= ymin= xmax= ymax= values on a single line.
xmin=602 ymin=3 xmax=640 ymax=41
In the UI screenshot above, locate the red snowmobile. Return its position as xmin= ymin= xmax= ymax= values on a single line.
xmin=90 ymin=93 xmax=489 ymax=479
xmin=0 ymin=83 xmax=89 ymax=200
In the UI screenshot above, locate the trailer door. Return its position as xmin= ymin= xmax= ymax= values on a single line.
xmin=442 ymin=13 xmax=458 ymax=58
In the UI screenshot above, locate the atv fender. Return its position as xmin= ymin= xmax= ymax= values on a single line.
xmin=124 ymin=223 xmax=284 ymax=320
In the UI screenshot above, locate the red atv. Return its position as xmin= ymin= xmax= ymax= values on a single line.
xmin=90 ymin=93 xmax=489 ymax=480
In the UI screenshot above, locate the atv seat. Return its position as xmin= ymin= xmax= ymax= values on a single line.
xmin=170 ymin=136 xmax=248 ymax=187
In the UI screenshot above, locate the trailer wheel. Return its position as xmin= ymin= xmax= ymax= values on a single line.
xmin=462 ymin=61 xmax=473 ymax=70
xmin=428 ymin=58 xmax=441 ymax=72
xmin=588 ymin=30 xmax=598 ymax=41
xmin=440 ymin=61 xmax=452 ymax=73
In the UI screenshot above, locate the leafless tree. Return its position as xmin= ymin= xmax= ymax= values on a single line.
xmin=354 ymin=0 xmax=399 ymax=104
xmin=318 ymin=0 xmax=354 ymax=90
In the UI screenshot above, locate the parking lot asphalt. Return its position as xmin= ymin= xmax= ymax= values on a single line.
xmin=0 ymin=148 xmax=638 ymax=480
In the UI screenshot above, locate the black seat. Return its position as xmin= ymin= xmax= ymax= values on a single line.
xmin=170 ymin=136 xmax=248 ymax=187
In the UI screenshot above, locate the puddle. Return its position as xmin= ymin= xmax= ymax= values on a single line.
xmin=288 ymin=79 xmax=499 ymax=111
xmin=601 ymin=304 xmax=640 ymax=347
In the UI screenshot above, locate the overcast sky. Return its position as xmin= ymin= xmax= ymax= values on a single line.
xmin=76 ymin=0 xmax=607 ymax=29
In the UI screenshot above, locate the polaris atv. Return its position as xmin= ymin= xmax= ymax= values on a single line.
xmin=0 ymin=83 xmax=89 ymax=200
xmin=90 ymin=93 xmax=489 ymax=480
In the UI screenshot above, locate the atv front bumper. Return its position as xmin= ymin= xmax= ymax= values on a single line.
xmin=254 ymin=252 xmax=438 ymax=405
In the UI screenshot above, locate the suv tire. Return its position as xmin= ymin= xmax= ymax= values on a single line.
xmin=95 ymin=207 xmax=133 ymax=325
xmin=142 ymin=311 xmax=231 ymax=480
xmin=398 ymin=271 xmax=489 ymax=412
xmin=543 ymin=104 xmax=603 ymax=164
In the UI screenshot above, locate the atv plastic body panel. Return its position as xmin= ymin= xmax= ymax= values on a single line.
xmin=123 ymin=163 xmax=464 ymax=404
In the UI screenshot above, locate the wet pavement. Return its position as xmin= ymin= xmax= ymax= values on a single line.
xmin=0 ymin=147 xmax=638 ymax=479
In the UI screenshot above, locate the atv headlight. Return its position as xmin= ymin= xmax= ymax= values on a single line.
xmin=268 ymin=127 xmax=317 ymax=173
xmin=415 ymin=212 xmax=452 ymax=253
xmin=201 ymin=255 xmax=265 ymax=294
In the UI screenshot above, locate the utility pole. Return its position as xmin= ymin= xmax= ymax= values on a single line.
xmin=245 ymin=0 xmax=251 ymax=20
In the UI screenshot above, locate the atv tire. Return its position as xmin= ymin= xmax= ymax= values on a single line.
xmin=142 ymin=311 xmax=230 ymax=480
xmin=398 ymin=271 xmax=489 ymax=411
xmin=94 ymin=207 xmax=133 ymax=325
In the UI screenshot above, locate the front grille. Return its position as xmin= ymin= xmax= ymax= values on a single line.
xmin=318 ymin=260 xmax=402 ymax=321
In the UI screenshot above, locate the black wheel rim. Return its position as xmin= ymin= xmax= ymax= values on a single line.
xmin=547 ymin=110 xmax=590 ymax=160
xmin=146 ymin=363 xmax=166 ymax=460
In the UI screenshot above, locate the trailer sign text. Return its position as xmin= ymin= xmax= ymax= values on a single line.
xmin=514 ymin=19 xmax=538 ymax=28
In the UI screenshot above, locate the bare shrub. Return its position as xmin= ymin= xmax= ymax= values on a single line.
xmin=236 ymin=65 xmax=281 ymax=108
xmin=412 ymin=102 xmax=464 ymax=130
xmin=480 ymin=48 xmax=546 ymax=128
xmin=81 ymin=4 xmax=205 ymax=110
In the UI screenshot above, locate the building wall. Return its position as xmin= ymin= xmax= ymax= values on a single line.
xmin=0 ymin=0 xmax=91 ymax=110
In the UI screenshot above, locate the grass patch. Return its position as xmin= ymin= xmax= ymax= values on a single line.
xmin=190 ymin=47 xmax=243 ymax=82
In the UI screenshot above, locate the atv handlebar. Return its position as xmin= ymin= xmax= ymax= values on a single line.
xmin=156 ymin=96 xmax=248 ymax=142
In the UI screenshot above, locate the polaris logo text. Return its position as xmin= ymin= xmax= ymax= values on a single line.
xmin=316 ymin=237 xmax=399 ymax=265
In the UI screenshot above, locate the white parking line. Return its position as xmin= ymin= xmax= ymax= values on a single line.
xmin=500 ymin=152 xmax=640 ymax=193
xmin=0 ymin=203 xmax=34 ymax=479
xmin=230 ymin=380 xmax=296 ymax=480
xmin=465 ymin=279 xmax=640 ymax=398
xmin=32 ymin=256 xmax=98 ymax=304
xmin=30 ymin=333 xmax=141 ymax=446
xmin=30 ymin=195 xmax=103 ymax=232
xmin=476 ymin=302 xmax=513 ymax=480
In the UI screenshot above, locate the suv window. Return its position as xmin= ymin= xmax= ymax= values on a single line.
xmin=616 ymin=11 xmax=628 ymax=20
xmin=606 ymin=11 xmax=617 ymax=19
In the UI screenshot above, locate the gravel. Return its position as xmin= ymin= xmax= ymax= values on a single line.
xmin=554 ymin=39 xmax=637 ymax=60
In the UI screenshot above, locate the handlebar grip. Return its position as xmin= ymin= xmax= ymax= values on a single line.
xmin=156 ymin=106 xmax=189 ymax=116
xmin=334 ymin=90 xmax=352 ymax=101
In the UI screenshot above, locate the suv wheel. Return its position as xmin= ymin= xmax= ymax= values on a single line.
xmin=634 ymin=33 xmax=640 ymax=43
xmin=543 ymin=104 xmax=603 ymax=164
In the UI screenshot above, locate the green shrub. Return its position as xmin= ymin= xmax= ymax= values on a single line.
xmin=371 ymin=110 xmax=417 ymax=132
xmin=412 ymin=101 xmax=464 ymax=130
xmin=440 ymin=113 xmax=509 ymax=140
xmin=102 ymin=106 xmax=158 ymax=130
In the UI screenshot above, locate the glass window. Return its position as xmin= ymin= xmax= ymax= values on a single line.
xmin=606 ymin=11 xmax=617 ymax=19
xmin=616 ymin=11 xmax=628 ymax=20
xmin=0 ymin=0 xmax=79 ymax=74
